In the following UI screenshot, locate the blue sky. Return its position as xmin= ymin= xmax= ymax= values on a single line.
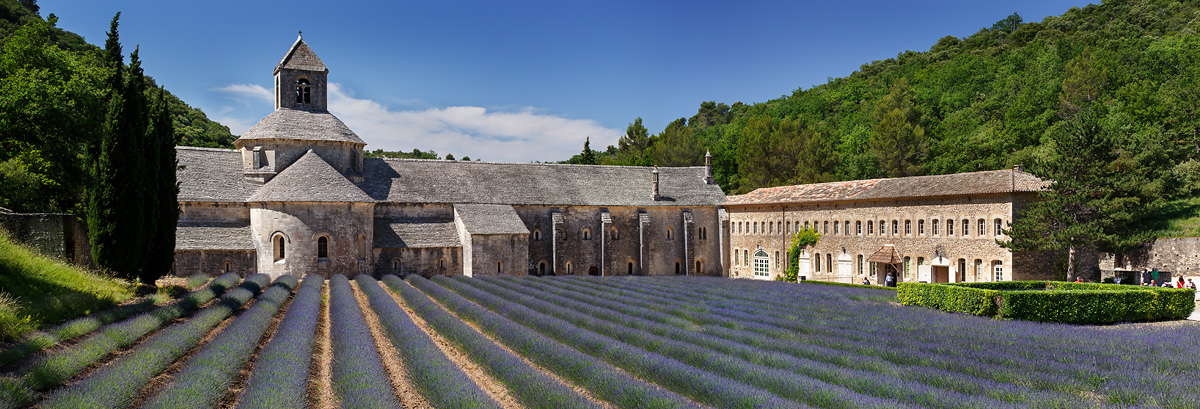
xmin=41 ymin=0 xmax=1092 ymax=162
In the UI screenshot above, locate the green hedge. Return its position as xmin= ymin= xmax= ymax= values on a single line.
xmin=898 ymin=281 xmax=1195 ymax=325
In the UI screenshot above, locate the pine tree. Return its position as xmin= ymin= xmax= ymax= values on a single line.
xmin=580 ymin=137 xmax=596 ymax=165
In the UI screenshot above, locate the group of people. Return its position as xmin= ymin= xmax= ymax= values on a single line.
xmin=1138 ymin=268 xmax=1197 ymax=289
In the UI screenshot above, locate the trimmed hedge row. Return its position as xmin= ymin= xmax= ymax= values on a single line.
xmin=898 ymin=281 xmax=1196 ymax=325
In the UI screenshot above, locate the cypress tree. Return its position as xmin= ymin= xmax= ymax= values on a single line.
xmin=145 ymin=87 xmax=178 ymax=284
xmin=87 ymin=13 xmax=127 ymax=279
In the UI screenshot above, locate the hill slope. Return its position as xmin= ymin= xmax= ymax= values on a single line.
xmin=601 ymin=0 xmax=1200 ymax=200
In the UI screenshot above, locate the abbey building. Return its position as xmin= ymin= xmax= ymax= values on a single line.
xmin=172 ymin=35 xmax=728 ymax=279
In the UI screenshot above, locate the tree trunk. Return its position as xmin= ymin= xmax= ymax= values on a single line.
xmin=1066 ymin=245 xmax=1077 ymax=282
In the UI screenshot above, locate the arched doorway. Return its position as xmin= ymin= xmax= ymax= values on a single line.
xmin=588 ymin=266 xmax=599 ymax=276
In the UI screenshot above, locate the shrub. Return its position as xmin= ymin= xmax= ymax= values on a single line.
xmin=898 ymin=281 xmax=1195 ymax=324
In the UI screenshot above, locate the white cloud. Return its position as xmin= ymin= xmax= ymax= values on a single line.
xmin=210 ymin=82 xmax=620 ymax=162
xmin=327 ymin=84 xmax=620 ymax=163
xmin=213 ymin=83 xmax=274 ymax=107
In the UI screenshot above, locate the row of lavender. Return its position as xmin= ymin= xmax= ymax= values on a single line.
xmin=551 ymin=275 xmax=1200 ymax=408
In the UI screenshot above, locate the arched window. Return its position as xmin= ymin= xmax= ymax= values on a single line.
xmin=317 ymin=236 xmax=329 ymax=259
xmin=947 ymin=219 xmax=954 ymax=236
xmin=775 ymin=251 xmax=781 ymax=269
xmin=392 ymin=258 xmax=400 ymax=272
xmin=744 ymin=249 xmax=749 ymax=266
xmin=753 ymin=250 xmax=769 ymax=277
xmin=769 ymin=221 xmax=773 ymax=234
xmin=826 ymin=254 xmax=832 ymax=273
xmin=878 ymin=220 xmax=885 ymax=235
xmin=612 ymin=226 xmax=620 ymax=240
xmin=534 ymin=229 xmax=542 ymax=241
xmin=904 ymin=256 xmax=911 ymax=279
xmin=918 ymin=220 xmax=926 ymax=235
xmin=566 ymin=262 xmax=573 ymax=275
xmin=994 ymin=218 xmax=1003 ymax=236
xmin=815 ymin=252 xmax=821 ymax=271
xmin=295 ymin=78 xmax=311 ymax=104
xmin=856 ymin=221 xmax=862 ymax=235
xmin=582 ymin=228 xmax=592 ymax=240
xmin=224 ymin=261 xmax=231 ymax=274
xmin=734 ymin=248 xmax=739 ymax=265
xmin=628 ymin=261 xmax=633 ymax=275
xmin=357 ymin=234 xmax=366 ymax=261
xmin=274 ymin=235 xmax=286 ymax=261
xmin=833 ymin=221 xmax=840 ymax=235
xmin=695 ymin=260 xmax=702 ymax=274
xmin=892 ymin=220 xmax=898 ymax=235
xmin=905 ymin=220 xmax=911 ymax=235
xmin=978 ymin=219 xmax=985 ymax=236
xmin=931 ymin=219 xmax=939 ymax=236
xmin=975 ymin=259 xmax=983 ymax=281
xmin=843 ymin=221 xmax=849 ymax=235
xmin=498 ymin=260 xmax=503 ymax=273
xmin=958 ymin=258 xmax=967 ymax=282
xmin=823 ymin=221 xmax=829 ymax=234
xmin=675 ymin=261 xmax=681 ymax=275
xmin=962 ymin=219 xmax=969 ymax=236
xmin=857 ymin=255 xmax=864 ymax=274
xmin=867 ymin=221 xmax=874 ymax=235
xmin=539 ymin=261 xmax=547 ymax=275
xmin=666 ymin=227 xmax=674 ymax=241
xmin=993 ymin=261 xmax=1004 ymax=281
xmin=438 ymin=258 xmax=445 ymax=269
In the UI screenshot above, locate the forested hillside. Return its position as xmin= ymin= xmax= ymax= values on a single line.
xmin=587 ymin=0 xmax=1200 ymax=199
xmin=0 ymin=0 xmax=235 ymax=213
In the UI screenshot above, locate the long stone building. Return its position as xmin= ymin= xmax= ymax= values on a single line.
xmin=171 ymin=35 xmax=728 ymax=279
xmin=724 ymin=169 xmax=1057 ymax=284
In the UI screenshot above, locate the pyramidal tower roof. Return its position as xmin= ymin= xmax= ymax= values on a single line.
xmin=247 ymin=150 xmax=372 ymax=203
xmin=274 ymin=32 xmax=327 ymax=74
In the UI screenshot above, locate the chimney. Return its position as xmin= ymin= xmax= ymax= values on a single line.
xmin=704 ymin=150 xmax=714 ymax=185
xmin=652 ymin=167 xmax=661 ymax=201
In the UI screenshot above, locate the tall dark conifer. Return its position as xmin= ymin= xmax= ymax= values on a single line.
xmin=87 ymin=13 xmax=127 ymax=278
xmin=146 ymin=87 xmax=178 ymax=283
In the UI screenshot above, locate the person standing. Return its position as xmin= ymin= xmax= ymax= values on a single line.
xmin=885 ymin=272 xmax=896 ymax=287
xmin=862 ymin=277 xmax=870 ymax=286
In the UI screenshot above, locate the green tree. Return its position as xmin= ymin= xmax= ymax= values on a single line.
xmin=1059 ymin=50 xmax=1105 ymax=119
xmin=614 ymin=117 xmax=652 ymax=166
xmin=579 ymin=137 xmax=596 ymax=165
xmin=144 ymin=86 xmax=178 ymax=283
xmin=651 ymin=120 xmax=704 ymax=167
xmin=1002 ymin=105 xmax=1160 ymax=280
xmin=870 ymin=78 xmax=927 ymax=177
xmin=736 ymin=115 xmax=799 ymax=192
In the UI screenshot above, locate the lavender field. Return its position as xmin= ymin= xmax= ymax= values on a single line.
xmin=2 ymin=274 xmax=1198 ymax=409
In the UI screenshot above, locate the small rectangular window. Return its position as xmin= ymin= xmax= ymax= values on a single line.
xmin=892 ymin=220 xmax=898 ymax=235
xmin=905 ymin=220 xmax=911 ymax=235
xmin=978 ymin=219 xmax=985 ymax=236
xmin=918 ymin=220 xmax=925 ymax=235
xmin=995 ymin=218 xmax=1003 ymax=236
xmin=931 ymin=220 xmax=939 ymax=236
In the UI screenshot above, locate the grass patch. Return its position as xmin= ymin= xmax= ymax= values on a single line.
xmin=1152 ymin=195 xmax=1200 ymax=238
xmin=0 ymin=229 xmax=136 ymax=341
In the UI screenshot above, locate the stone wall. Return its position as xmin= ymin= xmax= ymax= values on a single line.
xmin=374 ymin=247 xmax=461 ymax=277
xmin=726 ymin=193 xmax=1057 ymax=283
xmin=173 ymin=250 xmax=256 ymax=276
xmin=1104 ymin=237 xmax=1200 ymax=283
xmin=250 ymin=202 xmax=374 ymax=278
xmin=0 ymin=213 xmax=93 ymax=267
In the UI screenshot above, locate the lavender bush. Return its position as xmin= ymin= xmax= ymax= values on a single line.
xmin=38 ymin=274 xmax=272 ymax=408
xmin=381 ymin=275 xmax=603 ymax=409
xmin=328 ymin=274 xmax=401 ymax=408
xmin=235 ymin=274 xmax=325 ymax=409
xmin=142 ymin=275 xmax=298 ymax=409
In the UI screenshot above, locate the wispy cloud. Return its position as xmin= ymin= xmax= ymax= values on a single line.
xmin=213 ymin=84 xmax=274 ymax=108
xmin=212 ymin=82 xmax=620 ymax=163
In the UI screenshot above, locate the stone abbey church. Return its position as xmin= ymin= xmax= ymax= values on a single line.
xmin=170 ymin=35 xmax=1058 ymax=283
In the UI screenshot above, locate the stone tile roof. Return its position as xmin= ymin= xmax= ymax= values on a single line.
xmin=360 ymin=159 xmax=727 ymax=207
xmin=374 ymin=219 xmax=461 ymax=248
xmin=176 ymin=222 xmax=254 ymax=250
xmin=236 ymin=108 xmax=365 ymax=145
xmin=247 ymin=150 xmax=374 ymax=203
xmin=176 ymin=147 xmax=260 ymax=203
xmin=274 ymin=35 xmax=327 ymax=74
xmin=454 ymin=204 xmax=529 ymax=235
xmin=726 ymin=169 xmax=1049 ymax=205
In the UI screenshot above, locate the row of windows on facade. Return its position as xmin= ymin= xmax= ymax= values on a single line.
xmin=735 ymin=218 xmax=1006 ymax=238
xmin=532 ymin=227 xmax=708 ymax=242
xmin=272 ymin=234 xmax=368 ymax=262
xmin=733 ymin=248 xmax=1005 ymax=281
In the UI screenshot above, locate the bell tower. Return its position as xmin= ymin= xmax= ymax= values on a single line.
xmin=274 ymin=31 xmax=328 ymax=112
